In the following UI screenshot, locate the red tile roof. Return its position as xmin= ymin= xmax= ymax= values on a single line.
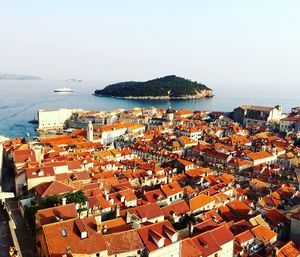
xmin=209 ymin=224 xmax=235 ymax=246
xmin=266 ymin=208 xmax=290 ymax=227
xmin=144 ymin=189 xmax=166 ymax=203
xmin=235 ymin=230 xmax=255 ymax=244
xmin=189 ymin=230 xmax=221 ymax=257
xmin=247 ymin=151 xmax=273 ymax=160
xmin=161 ymin=200 xmax=190 ymax=217
xmin=181 ymin=238 xmax=203 ymax=257
xmin=42 ymin=217 xmax=107 ymax=255
xmin=137 ymin=220 xmax=180 ymax=252
xmin=37 ymin=203 xmax=78 ymax=226
xmin=104 ymin=229 xmax=144 ymax=255
xmin=276 ymin=241 xmax=300 ymax=257
xmin=251 ymin=224 xmax=277 ymax=244
xmin=125 ymin=202 xmax=164 ymax=220
xmin=34 ymin=181 xmax=75 ymax=198
xmin=189 ymin=194 xmax=214 ymax=212
xmin=161 ymin=181 xmax=183 ymax=197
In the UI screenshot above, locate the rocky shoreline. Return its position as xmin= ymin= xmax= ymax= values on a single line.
xmin=94 ymin=89 xmax=214 ymax=100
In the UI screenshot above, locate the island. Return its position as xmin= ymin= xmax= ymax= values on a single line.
xmin=94 ymin=75 xmax=214 ymax=99
xmin=0 ymin=73 xmax=42 ymax=80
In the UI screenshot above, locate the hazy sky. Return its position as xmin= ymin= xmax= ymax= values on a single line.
xmin=1 ymin=0 xmax=300 ymax=84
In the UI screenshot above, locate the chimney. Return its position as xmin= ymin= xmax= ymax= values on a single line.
xmin=104 ymin=191 xmax=109 ymax=201
xmin=62 ymin=197 xmax=67 ymax=205
xmin=115 ymin=205 xmax=120 ymax=218
xmin=188 ymin=221 xmax=194 ymax=237
xmin=102 ymin=224 xmax=108 ymax=234
xmin=95 ymin=215 xmax=102 ymax=233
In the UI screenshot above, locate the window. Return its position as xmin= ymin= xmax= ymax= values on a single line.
xmin=61 ymin=229 xmax=68 ymax=237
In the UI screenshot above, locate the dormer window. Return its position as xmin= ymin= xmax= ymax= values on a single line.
xmin=75 ymin=219 xmax=88 ymax=239
xmin=149 ymin=229 xmax=165 ymax=248
xmin=163 ymin=225 xmax=178 ymax=243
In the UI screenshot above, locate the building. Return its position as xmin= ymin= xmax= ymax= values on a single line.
xmin=104 ymin=230 xmax=144 ymax=257
xmin=161 ymin=182 xmax=183 ymax=205
xmin=38 ymin=108 xmax=83 ymax=131
xmin=87 ymin=121 xmax=94 ymax=141
xmin=189 ymin=194 xmax=215 ymax=214
xmin=137 ymin=221 xmax=181 ymax=257
xmin=280 ymin=116 xmax=300 ymax=131
xmin=290 ymin=210 xmax=300 ymax=247
xmin=245 ymin=151 xmax=277 ymax=166
xmin=38 ymin=217 xmax=108 ymax=257
xmin=232 ymin=105 xmax=283 ymax=126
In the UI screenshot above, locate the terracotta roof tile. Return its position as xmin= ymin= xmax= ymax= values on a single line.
xmin=251 ymin=224 xmax=277 ymax=244
xmin=161 ymin=200 xmax=190 ymax=217
xmin=276 ymin=241 xmax=300 ymax=257
xmin=161 ymin=181 xmax=183 ymax=197
xmin=34 ymin=181 xmax=75 ymax=198
xmin=37 ymin=203 xmax=78 ymax=226
xmin=189 ymin=194 xmax=215 ymax=212
xmin=104 ymin=229 xmax=144 ymax=255
xmin=137 ymin=220 xmax=180 ymax=252
xmin=42 ymin=217 xmax=107 ymax=255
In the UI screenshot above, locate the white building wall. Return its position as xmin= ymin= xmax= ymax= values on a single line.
xmin=101 ymin=128 xmax=127 ymax=144
xmin=38 ymin=108 xmax=82 ymax=130
xmin=252 ymin=155 xmax=277 ymax=166
xmin=219 ymin=240 xmax=234 ymax=257
xmin=148 ymin=241 xmax=181 ymax=257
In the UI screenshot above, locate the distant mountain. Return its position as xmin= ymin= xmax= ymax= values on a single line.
xmin=0 ymin=73 xmax=42 ymax=80
xmin=94 ymin=75 xmax=214 ymax=99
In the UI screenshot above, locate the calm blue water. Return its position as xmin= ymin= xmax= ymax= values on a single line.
xmin=0 ymin=79 xmax=299 ymax=138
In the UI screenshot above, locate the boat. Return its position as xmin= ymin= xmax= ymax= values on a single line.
xmin=54 ymin=87 xmax=74 ymax=93
xmin=28 ymin=116 xmax=38 ymax=124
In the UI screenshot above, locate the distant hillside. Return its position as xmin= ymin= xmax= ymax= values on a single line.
xmin=0 ymin=73 xmax=42 ymax=80
xmin=94 ymin=75 xmax=214 ymax=99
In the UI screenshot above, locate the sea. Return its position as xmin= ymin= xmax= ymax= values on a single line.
xmin=0 ymin=79 xmax=299 ymax=139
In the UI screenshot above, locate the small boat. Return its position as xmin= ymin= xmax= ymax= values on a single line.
xmin=54 ymin=87 xmax=74 ymax=93
xmin=28 ymin=116 xmax=38 ymax=124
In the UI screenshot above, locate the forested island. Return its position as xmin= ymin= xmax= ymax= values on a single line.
xmin=94 ymin=75 xmax=214 ymax=99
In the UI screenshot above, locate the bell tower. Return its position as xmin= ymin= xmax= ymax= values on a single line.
xmin=87 ymin=121 xmax=93 ymax=142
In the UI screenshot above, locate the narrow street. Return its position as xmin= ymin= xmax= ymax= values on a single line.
xmin=1 ymin=157 xmax=36 ymax=257
xmin=6 ymin=199 xmax=36 ymax=257
xmin=0 ymin=209 xmax=12 ymax=257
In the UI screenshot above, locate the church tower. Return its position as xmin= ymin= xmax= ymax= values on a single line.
xmin=166 ymin=105 xmax=175 ymax=121
xmin=87 ymin=121 xmax=93 ymax=142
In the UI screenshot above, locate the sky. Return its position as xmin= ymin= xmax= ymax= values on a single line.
xmin=1 ymin=0 xmax=300 ymax=84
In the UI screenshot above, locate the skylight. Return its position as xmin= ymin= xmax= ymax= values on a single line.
xmin=62 ymin=229 xmax=68 ymax=237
